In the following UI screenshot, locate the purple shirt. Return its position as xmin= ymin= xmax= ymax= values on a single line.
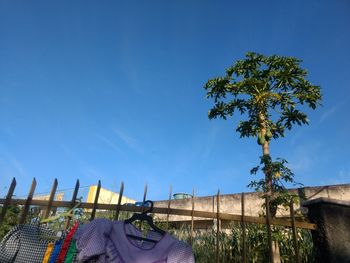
xmin=74 ymin=219 xmax=195 ymax=263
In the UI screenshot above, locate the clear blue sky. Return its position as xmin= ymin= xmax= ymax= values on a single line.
xmin=0 ymin=0 xmax=349 ymax=201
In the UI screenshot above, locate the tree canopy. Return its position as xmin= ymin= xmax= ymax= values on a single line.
xmin=204 ymin=52 xmax=322 ymax=142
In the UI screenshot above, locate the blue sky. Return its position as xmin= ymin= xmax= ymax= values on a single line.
xmin=0 ymin=0 xmax=349 ymax=201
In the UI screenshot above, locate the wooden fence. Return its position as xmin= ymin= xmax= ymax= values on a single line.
xmin=0 ymin=177 xmax=315 ymax=263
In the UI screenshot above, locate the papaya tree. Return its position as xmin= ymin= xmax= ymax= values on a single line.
xmin=204 ymin=52 xmax=322 ymax=260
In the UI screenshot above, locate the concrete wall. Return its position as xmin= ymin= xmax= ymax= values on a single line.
xmin=303 ymin=198 xmax=350 ymax=263
xmin=154 ymin=183 xmax=350 ymax=221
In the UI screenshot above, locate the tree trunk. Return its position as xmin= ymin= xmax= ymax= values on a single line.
xmin=259 ymin=113 xmax=281 ymax=263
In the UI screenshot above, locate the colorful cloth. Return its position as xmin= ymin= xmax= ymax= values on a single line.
xmin=48 ymin=239 xmax=63 ymax=263
xmin=42 ymin=242 xmax=55 ymax=263
xmin=74 ymin=219 xmax=195 ymax=263
xmin=0 ymin=224 xmax=56 ymax=263
xmin=57 ymin=221 xmax=79 ymax=263
xmin=64 ymin=240 xmax=77 ymax=263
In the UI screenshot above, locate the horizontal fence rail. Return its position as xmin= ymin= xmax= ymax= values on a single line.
xmin=0 ymin=198 xmax=315 ymax=230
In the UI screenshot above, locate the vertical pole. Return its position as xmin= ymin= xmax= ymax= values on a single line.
xmin=216 ymin=190 xmax=221 ymax=263
xmin=90 ymin=180 xmax=101 ymax=221
xmin=265 ymin=195 xmax=274 ymax=263
xmin=44 ymin=178 xmax=58 ymax=219
xmin=115 ymin=182 xmax=124 ymax=220
xmin=290 ymin=200 xmax=301 ymax=263
xmin=64 ymin=179 xmax=80 ymax=230
xmin=166 ymin=185 xmax=172 ymax=229
xmin=139 ymin=183 xmax=148 ymax=229
xmin=0 ymin=178 xmax=17 ymax=224
xmin=142 ymin=183 xmax=148 ymax=209
xmin=241 ymin=192 xmax=247 ymax=263
xmin=190 ymin=188 xmax=195 ymax=245
xmin=20 ymin=178 xmax=37 ymax=224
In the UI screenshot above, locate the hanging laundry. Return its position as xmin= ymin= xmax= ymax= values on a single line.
xmin=0 ymin=224 xmax=56 ymax=263
xmin=63 ymin=240 xmax=77 ymax=263
xmin=74 ymin=218 xmax=195 ymax=263
xmin=56 ymin=221 xmax=79 ymax=263
xmin=42 ymin=242 xmax=55 ymax=263
xmin=48 ymin=238 xmax=64 ymax=263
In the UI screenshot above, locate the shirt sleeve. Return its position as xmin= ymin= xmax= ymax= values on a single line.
xmin=74 ymin=219 xmax=112 ymax=262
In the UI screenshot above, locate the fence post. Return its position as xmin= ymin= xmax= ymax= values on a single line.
xmin=142 ymin=183 xmax=148 ymax=212
xmin=166 ymin=185 xmax=172 ymax=229
xmin=43 ymin=178 xmax=58 ymax=219
xmin=290 ymin=200 xmax=300 ymax=263
xmin=64 ymin=179 xmax=80 ymax=230
xmin=139 ymin=183 xmax=148 ymax=229
xmin=216 ymin=190 xmax=221 ymax=263
xmin=20 ymin=178 xmax=37 ymax=224
xmin=115 ymin=182 xmax=124 ymax=220
xmin=190 ymin=188 xmax=195 ymax=245
xmin=0 ymin=178 xmax=17 ymax=225
xmin=241 ymin=192 xmax=247 ymax=263
xmin=90 ymin=180 xmax=101 ymax=220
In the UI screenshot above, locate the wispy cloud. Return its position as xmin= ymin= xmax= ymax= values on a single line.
xmin=319 ymin=99 xmax=347 ymax=124
xmin=95 ymin=134 xmax=122 ymax=153
xmin=112 ymin=128 xmax=141 ymax=153
xmin=0 ymin=153 xmax=27 ymax=183
xmin=81 ymin=167 xmax=103 ymax=180
xmin=10 ymin=157 xmax=26 ymax=178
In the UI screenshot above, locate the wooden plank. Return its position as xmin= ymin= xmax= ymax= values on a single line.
xmin=0 ymin=198 xmax=316 ymax=230
xmin=0 ymin=178 xmax=17 ymax=224
xmin=216 ymin=190 xmax=220 ymax=263
xmin=43 ymin=178 xmax=58 ymax=219
xmin=190 ymin=188 xmax=195 ymax=245
xmin=290 ymin=200 xmax=301 ymax=263
xmin=64 ymin=179 xmax=80 ymax=230
xmin=241 ymin=192 xmax=247 ymax=263
xmin=166 ymin=185 xmax=172 ymax=229
xmin=114 ymin=182 xmax=124 ymax=220
xmin=167 ymin=219 xmax=214 ymax=229
xmin=19 ymin=178 xmax=37 ymax=224
xmin=90 ymin=180 xmax=101 ymax=220
xmin=142 ymin=183 xmax=148 ymax=213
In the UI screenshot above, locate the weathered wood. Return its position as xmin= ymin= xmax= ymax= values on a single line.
xmin=90 ymin=180 xmax=101 ymax=220
xmin=20 ymin=178 xmax=37 ymax=224
xmin=290 ymin=200 xmax=301 ymax=263
xmin=216 ymin=190 xmax=221 ymax=263
xmin=167 ymin=219 xmax=214 ymax=229
xmin=190 ymin=188 xmax=195 ymax=245
xmin=142 ymin=184 xmax=148 ymax=213
xmin=166 ymin=185 xmax=172 ymax=229
xmin=241 ymin=192 xmax=247 ymax=263
xmin=64 ymin=179 xmax=80 ymax=230
xmin=114 ymin=182 xmax=124 ymax=220
xmin=0 ymin=198 xmax=316 ymax=230
xmin=0 ymin=178 xmax=17 ymax=224
xmin=43 ymin=178 xmax=58 ymax=219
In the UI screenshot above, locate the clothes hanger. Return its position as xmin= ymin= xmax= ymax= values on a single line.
xmin=124 ymin=200 xmax=165 ymax=243
xmin=40 ymin=198 xmax=82 ymax=224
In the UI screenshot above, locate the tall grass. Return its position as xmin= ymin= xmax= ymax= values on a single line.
xmin=171 ymin=222 xmax=315 ymax=263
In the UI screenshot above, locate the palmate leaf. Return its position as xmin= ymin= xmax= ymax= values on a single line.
xmin=204 ymin=52 xmax=322 ymax=140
